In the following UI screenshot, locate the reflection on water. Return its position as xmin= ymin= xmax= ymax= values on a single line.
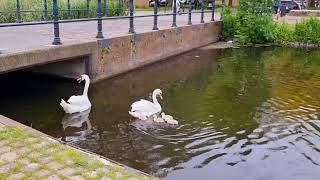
xmin=0 ymin=47 xmax=320 ymax=179
xmin=61 ymin=109 xmax=92 ymax=142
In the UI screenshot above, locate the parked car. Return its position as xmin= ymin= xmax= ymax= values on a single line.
xmin=149 ymin=0 xmax=169 ymax=7
xmin=279 ymin=0 xmax=301 ymax=13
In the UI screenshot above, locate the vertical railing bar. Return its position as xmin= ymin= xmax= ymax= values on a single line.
xmin=118 ymin=0 xmax=122 ymax=16
xmin=153 ymin=0 xmax=159 ymax=30
xmin=44 ymin=0 xmax=48 ymax=21
xmin=16 ymin=0 xmax=22 ymax=23
xmin=211 ymin=0 xmax=215 ymax=21
xmin=188 ymin=0 xmax=192 ymax=25
xmin=96 ymin=0 xmax=104 ymax=38
xmin=67 ymin=0 xmax=71 ymax=19
xmin=129 ymin=0 xmax=135 ymax=33
xmin=87 ymin=0 xmax=90 ymax=18
xmin=103 ymin=0 xmax=107 ymax=16
xmin=172 ymin=0 xmax=177 ymax=27
xmin=52 ymin=0 xmax=62 ymax=45
xmin=200 ymin=0 xmax=204 ymax=23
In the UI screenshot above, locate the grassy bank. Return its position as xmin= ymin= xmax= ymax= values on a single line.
xmin=0 ymin=0 xmax=127 ymax=23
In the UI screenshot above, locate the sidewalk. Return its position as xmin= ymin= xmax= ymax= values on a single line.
xmin=0 ymin=116 xmax=155 ymax=180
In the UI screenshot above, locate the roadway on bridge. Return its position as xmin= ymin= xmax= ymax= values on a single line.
xmin=0 ymin=11 xmax=221 ymax=54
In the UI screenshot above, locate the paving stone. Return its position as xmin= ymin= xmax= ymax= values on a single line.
xmin=38 ymin=156 xmax=51 ymax=164
xmin=46 ymin=161 xmax=64 ymax=171
xmin=47 ymin=175 xmax=61 ymax=180
xmin=10 ymin=141 xmax=24 ymax=148
xmin=127 ymin=178 xmax=139 ymax=180
xmin=8 ymin=173 xmax=25 ymax=180
xmin=101 ymin=177 xmax=112 ymax=180
xmin=28 ymin=152 xmax=42 ymax=159
xmin=0 ymin=140 xmax=8 ymax=146
xmin=57 ymin=167 xmax=77 ymax=176
xmin=115 ymin=172 xmax=124 ymax=178
xmin=25 ymin=137 xmax=38 ymax=143
xmin=17 ymin=147 xmax=31 ymax=154
xmin=85 ymin=171 xmax=97 ymax=178
xmin=97 ymin=167 xmax=110 ymax=174
xmin=0 ymin=146 xmax=11 ymax=154
xmin=24 ymin=163 xmax=39 ymax=172
xmin=0 ymin=152 xmax=18 ymax=162
xmin=0 ymin=162 xmax=16 ymax=173
xmin=35 ymin=169 xmax=51 ymax=177
xmin=33 ymin=142 xmax=48 ymax=149
xmin=18 ymin=158 xmax=30 ymax=165
xmin=69 ymin=176 xmax=85 ymax=180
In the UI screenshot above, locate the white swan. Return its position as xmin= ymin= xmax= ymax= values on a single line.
xmin=153 ymin=114 xmax=165 ymax=123
xmin=129 ymin=89 xmax=163 ymax=120
xmin=161 ymin=112 xmax=178 ymax=125
xmin=60 ymin=75 xmax=92 ymax=114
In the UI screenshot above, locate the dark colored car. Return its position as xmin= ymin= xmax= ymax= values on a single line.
xmin=149 ymin=0 xmax=169 ymax=7
xmin=275 ymin=0 xmax=300 ymax=14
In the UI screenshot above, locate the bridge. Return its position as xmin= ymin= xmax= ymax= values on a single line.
xmin=0 ymin=0 xmax=221 ymax=82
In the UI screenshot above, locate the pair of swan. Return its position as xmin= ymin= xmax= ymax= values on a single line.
xmin=60 ymin=75 xmax=178 ymax=125
xmin=129 ymin=89 xmax=178 ymax=125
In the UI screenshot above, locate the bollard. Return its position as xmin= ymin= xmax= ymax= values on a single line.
xmin=129 ymin=0 xmax=135 ymax=33
xmin=16 ymin=0 xmax=22 ymax=23
xmin=67 ymin=0 xmax=71 ymax=19
xmin=200 ymin=0 xmax=204 ymax=23
xmin=153 ymin=0 xmax=159 ymax=30
xmin=44 ymin=0 xmax=48 ymax=21
xmin=188 ymin=0 xmax=192 ymax=25
xmin=172 ymin=0 xmax=177 ymax=27
xmin=96 ymin=0 xmax=104 ymax=38
xmin=103 ymin=0 xmax=107 ymax=16
xmin=87 ymin=0 xmax=90 ymax=18
xmin=211 ymin=0 xmax=215 ymax=21
xmin=52 ymin=0 xmax=61 ymax=45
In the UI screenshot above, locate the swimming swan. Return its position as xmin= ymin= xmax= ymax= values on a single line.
xmin=60 ymin=75 xmax=92 ymax=114
xmin=129 ymin=89 xmax=163 ymax=120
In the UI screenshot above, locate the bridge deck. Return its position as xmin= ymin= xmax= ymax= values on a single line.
xmin=0 ymin=11 xmax=220 ymax=54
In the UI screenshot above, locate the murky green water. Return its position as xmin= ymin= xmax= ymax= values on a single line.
xmin=0 ymin=47 xmax=320 ymax=179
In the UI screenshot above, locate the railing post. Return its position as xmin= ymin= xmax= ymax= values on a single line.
xmin=16 ymin=0 xmax=22 ymax=23
xmin=67 ymin=0 xmax=71 ymax=19
xmin=172 ymin=0 xmax=177 ymax=27
xmin=96 ymin=0 xmax=104 ymax=38
xmin=129 ymin=0 xmax=135 ymax=33
xmin=87 ymin=0 xmax=90 ymax=18
xmin=211 ymin=0 xmax=215 ymax=21
xmin=118 ymin=0 xmax=123 ymax=16
xmin=52 ymin=0 xmax=62 ymax=45
xmin=221 ymin=0 xmax=225 ymax=5
xmin=103 ymin=0 xmax=107 ymax=16
xmin=152 ymin=0 xmax=159 ymax=30
xmin=200 ymin=0 xmax=204 ymax=23
xmin=44 ymin=0 xmax=48 ymax=21
xmin=188 ymin=0 xmax=192 ymax=25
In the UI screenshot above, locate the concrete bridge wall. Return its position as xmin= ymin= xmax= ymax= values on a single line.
xmin=0 ymin=21 xmax=221 ymax=82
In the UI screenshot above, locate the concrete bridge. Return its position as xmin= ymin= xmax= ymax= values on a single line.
xmin=0 ymin=11 xmax=221 ymax=82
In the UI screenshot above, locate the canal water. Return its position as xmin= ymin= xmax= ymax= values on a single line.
xmin=0 ymin=47 xmax=320 ymax=179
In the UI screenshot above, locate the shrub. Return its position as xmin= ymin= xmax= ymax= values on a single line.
xmin=273 ymin=23 xmax=294 ymax=45
xmin=221 ymin=5 xmax=237 ymax=41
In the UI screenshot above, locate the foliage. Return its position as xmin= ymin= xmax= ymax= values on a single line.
xmin=221 ymin=5 xmax=237 ymax=40
xmin=221 ymin=0 xmax=320 ymax=46
xmin=0 ymin=0 xmax=127 ymax=23
xmin=221 ymin=0 xmax=276 ymax=44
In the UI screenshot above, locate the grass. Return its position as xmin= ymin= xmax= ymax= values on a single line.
xmin=0 ymin=0 xmax=128 ymax=23
xmin=0 ymin=126 xmax=157 ymax=180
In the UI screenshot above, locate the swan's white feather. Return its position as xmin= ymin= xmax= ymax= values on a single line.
xmin=131 ymin=99 xmax=159 ymax=115
xmin=67 ymin=95 xmax=86 ymax=105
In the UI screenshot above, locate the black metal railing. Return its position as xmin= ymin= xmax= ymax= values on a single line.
xmin=0 ymin=0 xmax=221 ymax=45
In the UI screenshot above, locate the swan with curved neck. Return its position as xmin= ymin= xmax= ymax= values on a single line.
xmin=129 ymin=89 xmax=163 ymax=120
xmin=60 ymin=75 xmax=92 ymax=114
